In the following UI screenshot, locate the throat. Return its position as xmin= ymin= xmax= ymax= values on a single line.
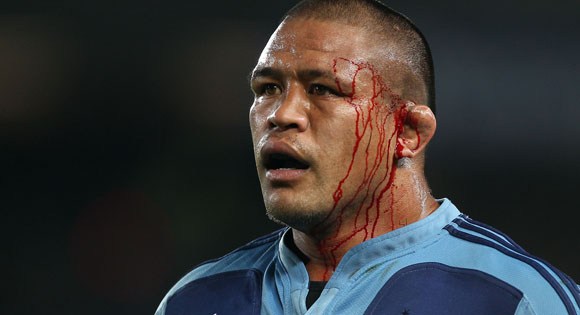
xmin=289 ymin=194 xmax=439 ymax=281
xmin=285 ymin=229 xmax=336 ymax=281
xmin=290 ymin=228 xmax=364 ymax=281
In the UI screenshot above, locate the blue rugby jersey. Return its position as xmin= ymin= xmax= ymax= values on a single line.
xmin=155 ymin=199 xmax=580 ymax=314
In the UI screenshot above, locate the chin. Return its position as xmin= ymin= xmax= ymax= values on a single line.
xmin=264 ymin=197 xmax=329 ymax=232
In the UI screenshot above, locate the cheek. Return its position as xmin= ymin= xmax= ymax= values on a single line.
xmin=313 ymin=109 xmax=355 ymax=145
xmin=312 ymin=113 xmax=360 ymax=177
xmin=248 ymin=103 xmax=259 ymax=127
xmin=249 ymin=105 xmax=265 ymax=161
xmin=249 ymin=104 xmax=267 ymax=136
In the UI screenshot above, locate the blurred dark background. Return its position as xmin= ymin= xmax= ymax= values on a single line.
xmin=1 ymin=0 xmax=578 ymax=314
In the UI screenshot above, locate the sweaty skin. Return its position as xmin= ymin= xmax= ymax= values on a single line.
xmin=250 ymin=18 xmax=438 ymax=281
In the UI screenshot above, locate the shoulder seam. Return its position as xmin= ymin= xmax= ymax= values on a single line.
xmin=459 ymin=214 xmax=526 ymax=252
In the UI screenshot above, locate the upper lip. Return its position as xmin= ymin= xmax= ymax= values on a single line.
xmin=260 ymin=140 xmax=310 ymax=170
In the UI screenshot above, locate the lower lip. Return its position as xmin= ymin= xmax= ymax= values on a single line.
xmin=265 ymin=168 xmax=309 ymax=182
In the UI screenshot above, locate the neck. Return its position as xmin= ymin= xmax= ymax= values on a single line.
xmin=292 ymin=166 xmax=438 ymax=281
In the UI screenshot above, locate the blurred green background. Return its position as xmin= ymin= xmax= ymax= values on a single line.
xmin=1 ymin=0 xmax=578 ymax=314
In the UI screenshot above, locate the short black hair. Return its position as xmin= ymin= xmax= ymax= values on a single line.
xmin=283 ymin=0 xmax=436 ymax=115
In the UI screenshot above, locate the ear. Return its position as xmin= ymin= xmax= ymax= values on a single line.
xmin=395 ymin=103 xmax=437 ymax=159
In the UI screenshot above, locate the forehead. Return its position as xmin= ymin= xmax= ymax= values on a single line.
xmin=256 ymin=19 xmax=382 ymax=70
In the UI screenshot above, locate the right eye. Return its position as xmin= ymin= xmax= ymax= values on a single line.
xmin=258 ymin=83 xmax=282 ymax=96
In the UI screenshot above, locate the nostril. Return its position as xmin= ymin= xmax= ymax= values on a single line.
xmin=285 ymin=123 xmax=299 ymax=130
xmin=268 ymin=120 xmax=300 ymax=131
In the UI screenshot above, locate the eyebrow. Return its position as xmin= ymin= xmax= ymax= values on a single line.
xmin=299 ymin=69 xmax=351 ymax=95
xmin=249 ymin=67 xmax=281 ymax=82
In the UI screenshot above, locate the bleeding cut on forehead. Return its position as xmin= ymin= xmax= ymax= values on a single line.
xmin=249 ymin=17 xmax=437 ymax=280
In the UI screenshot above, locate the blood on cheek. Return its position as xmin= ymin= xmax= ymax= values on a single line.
xmin=311 ymin=57 xmax=409 ymax=280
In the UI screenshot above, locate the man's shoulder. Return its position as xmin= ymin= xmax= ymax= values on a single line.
xmin=438 ymin=214 xmax=579 ymax=314
xmin=155 ymin=228 xmax=286 ymax=315
xmin=195 ymin=227 xmax=285 ymax=272
xmin=176 ymin=227 xmax=284 ymax=282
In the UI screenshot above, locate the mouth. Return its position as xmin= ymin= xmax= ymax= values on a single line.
xmin=264 ymin=153 xmax=310 ymax=171
xmin=261 ymin=142 xmax=310 ymax=182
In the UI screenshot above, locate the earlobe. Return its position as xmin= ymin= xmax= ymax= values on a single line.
xmin=395 ymin=103 xmax=436 ymax=159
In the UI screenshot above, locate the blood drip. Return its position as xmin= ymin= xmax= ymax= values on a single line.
xmin=311 ymin=57 xmax=409 ymax=280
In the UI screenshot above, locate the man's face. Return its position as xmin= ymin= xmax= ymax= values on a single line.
xmin=249 ymin=18 xmax=404 ymax=234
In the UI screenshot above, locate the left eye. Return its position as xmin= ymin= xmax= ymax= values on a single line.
xmin=309 ymin=84 xmax=337 ymax=96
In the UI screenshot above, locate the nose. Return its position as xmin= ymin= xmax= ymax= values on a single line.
xmin=267 ymin=85 xmax=309 ymax=132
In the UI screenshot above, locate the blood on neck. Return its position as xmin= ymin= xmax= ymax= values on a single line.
xmin=308 ymin=57 xmax=410 ymax=280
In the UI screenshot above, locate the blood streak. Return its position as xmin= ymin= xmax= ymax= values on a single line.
xmin=311 ymin=57 xmax=409 ymax=280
